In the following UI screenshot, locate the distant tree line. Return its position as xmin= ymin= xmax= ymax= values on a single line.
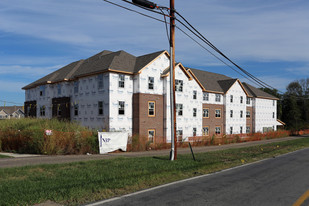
xmin=261 ymin=78 xmax=309 ymax=131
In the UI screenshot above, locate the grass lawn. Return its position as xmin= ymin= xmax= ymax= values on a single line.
xmin=0 ymin=154 xmax=11 ymax=158
xmin=1 ymin=137 xmax=309 ymax=205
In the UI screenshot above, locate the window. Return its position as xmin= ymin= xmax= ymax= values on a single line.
xmin=203 ymin=92 xmax=209 ymax=101
xmin=203 ymin=127 xmax=209 ymax=136
xmin=246 ymin=126 xmax=251 ymax=134
xmin=40 ymin=106 xmax=45 ymax=116
xmin=273 ymin=112 xmax=275 ymax=118
xmin=246 ymin=97 xmax=251 ymax=104
xmin=215 ymin=127 xmax=221 ymax=135
xmin=203 ymin=108 xmax=209 ymax=118
xmin=230 ymin=110 xmax=233 ymax=118
xmin=215 ymin=94 xmax=221 ymax=102
xmin=215 ymin=109 xmax=221 ymax=118
xmin=175 ymin=79 xmax=183 ymax=92
xmin=246 ymin=111 xmax=251 ymax=118
xmin=118 ymin=101 xmax=125 ymax=115
xmin=177 ymin=130 xmax=183 ymax=142
xmin=240 ymin=96 xmax=243 ymax=103
xmin=98 ymin=74 xmax=104 ymax=90
xmin=148 ymin=77 xmax=154 ymax=90
xmin=119 ymin=74 xmax=125 ymax=88
xmin=57 ymin=84 xmax=61 ymax=95
xmin=176 ymin=104 xmax=183 ymax=116
xmin=148 ymin=101 xmax=155 ymax=117
xmin=39 ymin=85 xmax=46 ymax=96
xmin=240 ymin=110 xmax=243 ymax=118
xmin=240 ymin=126 xmax=243 ymax=134
xmin=193 ymin=108 xmax=197 ymax=117
xmin=57 ymin=104 xmax=61 ymax=116
xmin=230 ymin=95 xmax=233 ymax=103
xmin=193 ymin=90 xmax=197 ymax=99
xmin=74 ymin=104 xmax=78 ymax=116
xmin=98 ymin=101 xmax=103 ymax=115
xmin=230 ymin=127 xmax=233 ymax=134
xmin=148 ymin=130 xmax=155 ymax=143
xmin=193 ymin=128 xmax=197 ymax=136
xmin=74 ymin=81 xmax=79 ymax=94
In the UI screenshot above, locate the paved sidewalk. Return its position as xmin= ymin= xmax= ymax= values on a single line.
xmin=0 ymin=135 xmax=307 ymax=168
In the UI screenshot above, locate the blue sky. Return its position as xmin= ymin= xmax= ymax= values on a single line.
xmin=1 ymin=0 xmax=309 ymax=106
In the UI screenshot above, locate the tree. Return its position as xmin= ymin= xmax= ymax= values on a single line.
xmin=282 ymin=94 xmax=302 ymax=131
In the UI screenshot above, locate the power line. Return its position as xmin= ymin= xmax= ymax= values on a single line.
xmin=103 ymin=0 xmax=281 ymax=92
xmin=102 ymin=0 xmax=165 ymax=23
xmin=174 ymin=11 xmax=282 ymax=93
xmin=0 ymin=100 xmax=23 ymax=106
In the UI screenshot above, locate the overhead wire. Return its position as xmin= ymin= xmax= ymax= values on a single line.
xmin=174 ymin=11 xmax=281 ymax=92
xmin=103 ymin=0 xmax=280 ymax=92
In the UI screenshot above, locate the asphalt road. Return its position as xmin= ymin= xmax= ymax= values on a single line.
xmin=89 ymin=147 xmax=309 ymax=206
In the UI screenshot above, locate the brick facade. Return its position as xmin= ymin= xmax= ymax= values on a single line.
xmin=202 ymin=104 xmax=224 ymax=136
xmin=133 ymin=93 xmax=164 ymax=143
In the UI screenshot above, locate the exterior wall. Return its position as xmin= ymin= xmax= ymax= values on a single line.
xmin=134 ymin=54 xmax=169 ymax=94
xmin=108 ymin=73 xmax=133 ymax=135
xmin=174 ymin=65 xmax=203 ymax=141
xmin=202 ymin=103 xmax=224 ymax=136
xmin=224 ymin=82 xmax=247 ymax=135
xmin=71 ymin=74 xmax=110 ymax=130
xmin=202 ymin=92 xmax=224 ymax=105
xmin=254 ymin=98 xmax=277 ymax=132
xmin=133 ymin=93 xmax=164 ymax=143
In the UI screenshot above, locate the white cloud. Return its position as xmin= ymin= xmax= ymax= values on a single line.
xmin=0 ymin=80 xmax=26 ymax=92
xmin=0 ymin=65 xmax=62 ymax=77
xmin=286 ymin=66 xmax=309 ymax=76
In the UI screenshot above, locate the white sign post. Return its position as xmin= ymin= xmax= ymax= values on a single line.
xmin=98 ymin=132 xmax=128 ymax=154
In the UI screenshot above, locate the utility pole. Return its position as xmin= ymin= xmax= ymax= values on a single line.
xmin=169 ymin=0 xmax=177 ymax=160
xmin=132 ymin=0 xmax=177 ymax=160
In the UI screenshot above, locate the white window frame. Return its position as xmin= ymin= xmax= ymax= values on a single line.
xmin=118 ymin=101 xmax=125 ymax=115
xmin=215 ymin=127 xmax=221 ymax=135
xmin=148 ymin=129 xmax=155 ymax=143
xmin=148 ymin=101 xmax=155 ymax=117
xmin=98 ymin=74 xmax=104 ymax=90
xmin=148 ymin=77 xmax=154 ymax=90
xmin=193 ymin=90 xmax=197 ymax=99
xmin=203 ymin=108 xmax=209 ymax=118
xmin=230 ymin=95 xmax=233 ymax=103
xmin=176 ymin=104 xmax=183 ymax=116
xmin=215 ymin=94 xmax=221 ymax=102
xmin=215 ymin=109 xmax=221 ymax=118
xmin=118 ymin=74 xmax=125 ymax=88
xmin=193 ymin=108 xmax=197 ymax=117
xmin=175 ymin=79 xmax=183 ymax=92
xmin=203 ymin=126 xmax=209 ymax=136
xmin=203 ymin=92 xmax=209 ymax=101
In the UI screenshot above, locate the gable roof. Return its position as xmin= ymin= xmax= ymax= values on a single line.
xmin=0 ymin=106 xmax=24 ymax=115
xmin=23 ymin=50 xmax=167 ymax=90
xmin=242 ymin=83 xmax=278 ymax=100
xmin=187 ymin=68 xmax=233 ymax=94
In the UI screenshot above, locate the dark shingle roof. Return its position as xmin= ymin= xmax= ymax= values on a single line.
xmin=23 ymin=50 xmax=166 ymax=90
xmin=187 ymin=68 xmax=233 ymax=93
xmin=218 ymin=79 xmax=238 ymax=93
xmin=242 ymin=83 xmax=278 ymax=99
